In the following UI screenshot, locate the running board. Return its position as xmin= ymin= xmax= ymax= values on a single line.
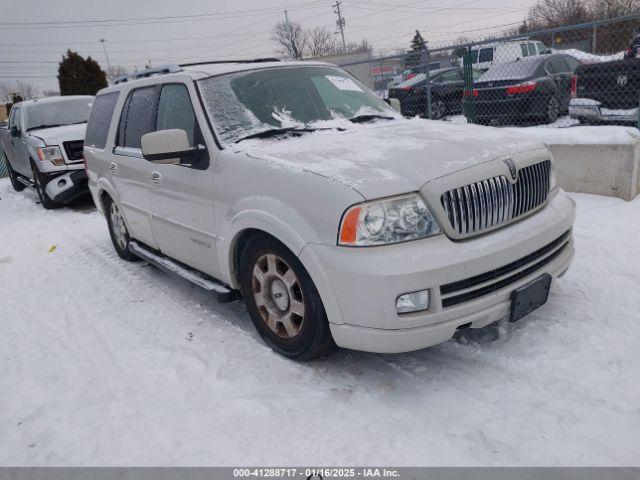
xmin=17 ymin=176 xmax=34 ymax=187
xmin=128 ymin=241 xmax=239 ymax=303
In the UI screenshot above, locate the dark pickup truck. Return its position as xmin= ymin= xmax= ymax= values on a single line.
xmin=569 ymin=39 xmax=640 ymax=124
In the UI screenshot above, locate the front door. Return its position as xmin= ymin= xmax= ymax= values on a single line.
xmin=145 ymin=83 xmax=219 ymax=277
xmin=111 ymin=85 xmax=158 ymax=248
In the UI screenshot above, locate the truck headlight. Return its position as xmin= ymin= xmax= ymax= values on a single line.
xmin=338 ymin=193 xmax=441 ymax=246
xmin=37 ymin=146 xmax=65 ymax=166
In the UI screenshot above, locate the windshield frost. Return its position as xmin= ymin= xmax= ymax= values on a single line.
xmin=198 ymin=66 xmax=397 ymax=145
xmin=25 ymin=98 xmax=93 ymax=131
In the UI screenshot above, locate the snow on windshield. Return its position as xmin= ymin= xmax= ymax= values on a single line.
xmin=24 ymin=98 xmax=93 ymax=130
xmin=198 ymin=66 xmax=398 ymax=145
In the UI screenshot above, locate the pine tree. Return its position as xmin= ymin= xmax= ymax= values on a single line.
xmin=58 ymin=50 xmax=108 ymax=96
xmin=405 ymin=30 xmax=428 ymax=70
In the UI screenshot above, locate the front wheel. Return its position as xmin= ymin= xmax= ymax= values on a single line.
xmin=104 ymin=195 xmax=138 ymax=261
xmin=239 ymin=236 xmax=334 ymax=360
xmin=3 ymin=151 xmax=26 ymax=192
xmin=31 ymin=161 xmax=59 ymax=210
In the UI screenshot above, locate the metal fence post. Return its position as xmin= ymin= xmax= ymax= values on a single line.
xmin=423 ymin=48 xmax=432 ymax=119
xmin=463 ymin=46 xmax=476 ymax=124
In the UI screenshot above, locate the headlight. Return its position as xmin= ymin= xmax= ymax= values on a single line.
xmin=338 ymin=193 xmax=441 ymax=246
xmin=37 ymin=146 xmax=65 ymax=166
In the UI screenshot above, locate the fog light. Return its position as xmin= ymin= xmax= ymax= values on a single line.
xmin=57 ymin=179 xmax=67 ymax=188
xmin=396 ymin=289 xmax=430 ymax=314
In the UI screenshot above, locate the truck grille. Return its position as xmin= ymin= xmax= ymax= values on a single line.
xmin=441 ymin=160 xmax=551 ymax=237
xmin=440 ymin=230 xmax=571 ymax=308
xmin=63 ymin=140 xmax=84 ymax=162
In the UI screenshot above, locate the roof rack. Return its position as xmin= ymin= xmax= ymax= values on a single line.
xmin=113 ymin=64 xmax=182 ymax=84
xmin=179 ymin=58 xmax=281 ymax=67
xmin=111 ymin=58 xmax=281 ymax=85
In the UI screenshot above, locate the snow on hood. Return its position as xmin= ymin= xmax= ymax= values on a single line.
xmin=28 ymin=123 xmax=87 ymax=146
xmin=233 ymin=117 xmax=545 ymax=199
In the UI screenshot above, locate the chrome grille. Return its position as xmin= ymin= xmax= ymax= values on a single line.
xmin=441 ymin=160 xmax=551 ymax=236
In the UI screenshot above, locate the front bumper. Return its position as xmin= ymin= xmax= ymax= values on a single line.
xmin=569 ymin=98 xmax=638 ymax=124
xmin=300 ymin=190 xmax=576 ymax=354
xmin=45 ymin=169 xmax=89 ymax=204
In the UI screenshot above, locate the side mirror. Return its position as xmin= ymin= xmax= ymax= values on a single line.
xmin=141 ymin=129 xmax=196 ymax=163
xmin=10 ymin=125 xmax=20 ymax=138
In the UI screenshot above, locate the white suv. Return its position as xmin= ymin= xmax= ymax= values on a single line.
xmin=84 ymin=60 xmax=575 ymax=360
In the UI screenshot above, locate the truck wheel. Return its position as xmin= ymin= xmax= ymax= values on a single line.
xmin=3 ymin=151 xmax=26 ymax=192
xmin=30 ymin=161 xmax=59 ymax=210
xmin=104 ymin=195 xmax=138 ymax=262
xmin=239 ymin=235 xmax=334 ymax=360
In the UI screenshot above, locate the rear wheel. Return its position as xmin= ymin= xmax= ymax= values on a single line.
xmin=3 ymin=151 xmax=26 ymax=192
xmin=431 ymin=99 xmax=447 ymax=120
xmin=545 ymin=96 xmax=560 ymax=124
xmin=104 ymin=195 xmax=138 ymax=261
xmin=30 ymin=161 xmax=58 ymax=210
xmin=239 ymin=235 xmax=334 ymax=360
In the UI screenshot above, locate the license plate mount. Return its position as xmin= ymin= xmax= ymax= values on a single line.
xmin=510 ymin=274 xmax=552 ymax=323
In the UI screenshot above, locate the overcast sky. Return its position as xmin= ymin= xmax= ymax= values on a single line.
xmin=0 ymin=0 xmax=535 ymax=92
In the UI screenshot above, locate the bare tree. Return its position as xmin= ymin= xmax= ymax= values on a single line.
xmin=307 ymin=27 xmax=338 ymax=57
xmin=272 ymin=20 xmax=308 ymax=60
xmin=15 ymin=80 xmax=40 ymax=99
xmin=42 ymin=89 xmax=60 ymax=97
xmin=527 ymin=0 xmax=591 ymax=29
xmin=590 ymin=0 xmax=640 ymax=17
xmin=106 ymin=65 xmax=128 ymax=82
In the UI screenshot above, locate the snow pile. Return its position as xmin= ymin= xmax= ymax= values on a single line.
xmin=0 ymin=179 xmax=639 ymax=466
xmin=558 ymin=48 xmax=625 ymax=64
xmin=507 ymin=125 xmax=640 ymax=145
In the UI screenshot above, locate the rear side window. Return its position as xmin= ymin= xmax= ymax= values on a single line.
xmin=478 ymin=48 xmax=493 ymax=63
xmin=85 ymin=92 xmax=119 ymax=149
xmin=521 ymin=44 xmax=529 ymax=57
xmin=564 ymin=56 xmax=580 ymax=72
xmin=547 ymin=57 xmax=568 ymax=74
xmin=118 ymin=86 xmax=156 ymax=149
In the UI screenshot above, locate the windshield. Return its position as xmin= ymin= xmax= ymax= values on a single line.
xmin=24 ymin=97 xmax=93 ymax=131
xmin=198 ymin=66 xmax=397 ymax=145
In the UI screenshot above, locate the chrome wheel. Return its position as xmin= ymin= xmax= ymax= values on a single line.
xmin=109 ymin=202 xmax=128 ymax=250
xmin=252 ymin=253 xmax=305 ymax=339
xmin=547 ymin=97 xmax=559 ymax=123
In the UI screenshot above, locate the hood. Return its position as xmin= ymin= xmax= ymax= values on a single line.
xmin=28 ymin=123 xmax=87 ymax=146
xmin=234 ymin=118 xmax=545 ymax=199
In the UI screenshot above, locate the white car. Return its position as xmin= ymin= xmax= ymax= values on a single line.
xmin=84 ymin=60 xmax=575 ymax=360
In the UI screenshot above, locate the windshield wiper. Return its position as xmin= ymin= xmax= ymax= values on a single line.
xmin=27 ymin=123 xmax=63 ymax=131
xmin=349 ymin=114 xmax=395 ymax=124
xmin=235 ymin=127 xmax=317 ymax=143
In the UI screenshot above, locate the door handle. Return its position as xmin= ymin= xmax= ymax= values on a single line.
xmin=109 ymin=162 xmax=119 ymax=176
xmin=150 ymin=171 xmax=162 ymax=186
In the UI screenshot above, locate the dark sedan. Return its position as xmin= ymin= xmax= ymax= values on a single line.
xmin=388 ymin=67 xmax=481 ymax=119
xmin=471 ymin=53 xmax=581 ymax=125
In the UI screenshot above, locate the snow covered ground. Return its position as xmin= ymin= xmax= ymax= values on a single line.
xmin=0 ymin=178 xmax=639 ymax=466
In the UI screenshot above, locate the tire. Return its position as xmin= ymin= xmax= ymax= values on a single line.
xmin=3 ymin=151 xmax=26 ymax=192
xmin=544 ymin=96 xmax=560 ymax=124
xmin=30 ymin=160 xmax=59 ymax=210
xmin=103 ymin=195 xmax=138 ymax=262
xmin=431 ymin=99 xmax=447 ymax=120
xmin=239 ymin=235 xmax=334 ymax=360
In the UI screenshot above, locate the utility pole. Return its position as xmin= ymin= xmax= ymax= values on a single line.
xmin=333 ymin=1 xmax=347 ymax=52
xmin=99 ymin=38 xmax=112 ymax=72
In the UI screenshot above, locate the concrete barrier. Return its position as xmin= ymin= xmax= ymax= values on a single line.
xmin=510 ymin=126 xmax=640 ymax=201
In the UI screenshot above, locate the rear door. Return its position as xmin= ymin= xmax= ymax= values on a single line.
xmin=111 ymin=85 xmax=159 ymax=248
xmin=546 ymin=57 xmax=573 ymax=109
xmin=7 ymin=106 xmax=30 ymax=177
xmin=145 ymin=82 xmax=219 ymax=277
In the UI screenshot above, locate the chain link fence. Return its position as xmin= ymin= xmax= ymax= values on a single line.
xmin=338 ymin=13 xmax=640 ymax=129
